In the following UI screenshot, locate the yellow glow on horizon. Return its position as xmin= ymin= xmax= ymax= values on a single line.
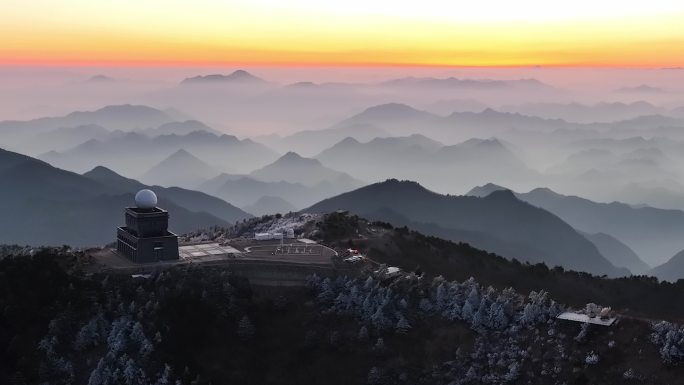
xmin=1 ymin=0 xmax=684 ymax=67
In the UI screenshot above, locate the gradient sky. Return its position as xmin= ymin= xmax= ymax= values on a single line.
xmin=2 ymin=0 xmax=684 ymax=67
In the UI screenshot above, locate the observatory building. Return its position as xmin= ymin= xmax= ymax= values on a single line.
xmin=116 ymin=189 xmax=179 ymax=263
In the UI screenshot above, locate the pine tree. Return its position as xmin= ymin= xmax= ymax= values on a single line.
xmin=371 ymin=307 xmax=390 ymax=331
xmin=374 ymin=337 xmax=385 ymax=351
xmin=435 ymin=283 xmax=447 ymax=312
xmin=367 ymin=367 xmax=383 ymax=385
xmin=461 ymin=300 xmax=474 ymax=322
xmin=467 ymin=287 xmax=480 ymax=310
xmin=358 ymin=326 xmax=369 ymax=341
xmin=585 ymin=351 xmax=600 ymax=365
xmin=317 ymin=277 xmax=335 ymax=303
xmin=574 ymin=322 xmax=590 ymax=343
xmin=419 ymin=298 xmax=433 ymax=314
xmin=395 ymin=315 xmax=411 ymax=334
xmin=489 ymin=302 xmax=508 ymax=330
xmin=155 ymin=364 xmax=172 ymax=385
xmin=237 ymin=315 xmax=256 ymax=339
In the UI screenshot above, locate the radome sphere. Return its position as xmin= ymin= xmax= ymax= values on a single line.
xmin=135 ymin=189 xmax=158 ymax=209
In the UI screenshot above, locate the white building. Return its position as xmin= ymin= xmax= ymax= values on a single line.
xmin=255 ymin=232 xmax=272 ymax=240
xmin=254 ymin=232 xmax=284 ymax=241
xmin=557 ymin=311 xmax=616 ymax=326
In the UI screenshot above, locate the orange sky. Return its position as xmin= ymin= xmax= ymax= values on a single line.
xmin=2 ymin=0 xmax=684 ymax=67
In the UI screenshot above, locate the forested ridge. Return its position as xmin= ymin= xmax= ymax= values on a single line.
xmin=2 ymin=214 xmax=684 ymax=384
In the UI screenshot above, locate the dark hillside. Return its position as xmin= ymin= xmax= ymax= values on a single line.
xmin=1 ymin=246 xmax=683 ymax=384
xmin=315 ymin=213 xmax=684 ymax=321
xmin=308 ymin=179 xmax=625 ymax=276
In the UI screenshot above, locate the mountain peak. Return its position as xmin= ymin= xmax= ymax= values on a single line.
xmin=334 ymin=137 xmax=362 ymax=147
xmin=83 ymin=165 xmax=143 ymax=191
xmin=616 ymin=85 xmax=665 ymax=94
xmin=169 ymin=148 xmax=194 ymax=158
xmin=466 ymin=183 xmax=508 ymax=197
xmin=482 ymin=188 xmax=517 ymax=201
xmin=373 ymin=179 xmax=430 ymax=193
xmin=527 ymin=187 xmax=559 ymax=195
xmin=83 ymin=165 xmax=120 ymax=178
xmin=141 ymin=149 xmax=218 ymax=188
xmin=86 ymin=74 xmax=115 ymax=83
xmin=458 ymin=137 xmax=505 ymax=149
xmin=306 ymin=177 xmax=622 ymax=276
xmin=228 ymin=69 xmax=258 ymax=80
xmin=360 ymin=103 xmax=424 ymax=117
xmin=181 ymin=70 xmax=266 ymax=85
xmin=651 ymin=249 xmax=684 ymax=282
xmin=275 ymin=151 xmax=321 ymax=165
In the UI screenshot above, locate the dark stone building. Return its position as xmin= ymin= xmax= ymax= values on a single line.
xmin=116 ymin=190 xmax=179 ymax=263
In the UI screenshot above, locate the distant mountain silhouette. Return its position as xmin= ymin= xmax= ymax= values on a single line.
xmin=344 ymin=102 xmax=435 ymax=123
xmin=500 ymin=101 xmax=663 ymax=123
xmin=140 ymin=149 xmax=221 ymax=188
xmin=28 ymin=124 xmax=111 ymax=154
xmin=326 ymin=103 xmax=572 ymax=144
xmin=198 ymin=175 xmax=355 ymax=209
xmin=332 ymin=103 xmax=436 ymax=132
xmin=43 ymin=105 xmax=172 ymax=130
xmin=315 ymin=136 xmax=533 ymax=192
xmin=670 ymin=106 xmax=684 ymax=119
xmin=242 ymin=196 xmax=297 ymax=216
xmin=650 ymin=250 xmax=684 ymax=282
xmin=422 ymin=98 xmax=488 ymax=115
xmin=195 ymin=172 xmax=244 ymax=193
xmin=616 ymin=85 xmax=665 ymax=94
xmin=0 ymin=105 xmax=179 ymax=149
xmin=85 ymin=74 xmax=116 ymax=83
xmin=379 ymin=77 xmax=552 ymax=90
xmin=307 ymin=179 xmax=626 ymax=276
xmin=276 ymin=123 xmax=389 ymax=156
xmin=466 ymin=183 xmax=509 ymax=197
xmin=581 ymin=232 xmax=650 ymax=274
xmin=467 ymin=184 xmax=684 ymax=266
xmin=435 ymin=137 xmax=524 ymax=166
xmin=138 ymin=120 xmax=220 ymax=136
xmin=250 ymin=152 xmax=363 ymax=188
xmin=41 ymin=130 xmax=277 ymax=175
xmin=0 ymin=148 xmax=233 ymax=246
xmin=84 ymin=166 xmax=251 ymax=224
xmin=181 ymin=70 xmax=267 ymax=85
xmin=321 ymin=102 xmax=684 ymax=146
xmin=316 ymin=134 xmax=443 ymax=163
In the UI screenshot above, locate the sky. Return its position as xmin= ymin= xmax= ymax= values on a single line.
xmin=1 ymin=0 xmax=684 ymax=67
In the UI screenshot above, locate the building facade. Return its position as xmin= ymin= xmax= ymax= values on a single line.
xmin=116 ymin=191 xmax=179 ymax=263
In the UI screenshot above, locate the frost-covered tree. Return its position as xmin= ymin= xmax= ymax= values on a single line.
xmin=585 ymin=351 xmax=599 ymax=365
xmin=623 ymin=368 xmax=636 ymax=379
xmin=574 ymin=322 xmax=590 ymax=343
xmin=651 ymin=321 xmax=684 ymax=364
xmin=75 ymin=312 xmax=108 ymax=351
xmin=489 ymin=302 xmax=509 ymax=330
xmin=461 ymin=300 xmax=474 ymax=322
xmin=317 ymin=277 xmax=335 ymax=303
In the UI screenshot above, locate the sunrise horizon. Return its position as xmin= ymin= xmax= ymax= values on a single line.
xmin=3 ymin=0 xmax=684 ymax=68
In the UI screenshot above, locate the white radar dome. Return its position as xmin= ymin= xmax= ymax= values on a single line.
xmin=135 ymin=189 xmax=158 ymax=209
